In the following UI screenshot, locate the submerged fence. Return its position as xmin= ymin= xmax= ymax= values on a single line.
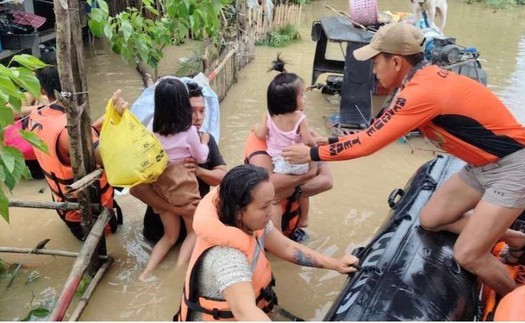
xmin=249 ymin=3 xmax=302 ymax=42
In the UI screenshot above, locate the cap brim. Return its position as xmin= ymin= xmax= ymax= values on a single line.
xmin=353 ymin=45 xmax=381 ymax=61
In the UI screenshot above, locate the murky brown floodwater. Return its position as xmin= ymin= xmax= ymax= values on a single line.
xmin=2 ymin=0 xmax=525 ymax=320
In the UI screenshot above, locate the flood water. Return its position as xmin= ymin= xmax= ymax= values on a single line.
xmin=2 ymin=0 xmax=525 ymax=320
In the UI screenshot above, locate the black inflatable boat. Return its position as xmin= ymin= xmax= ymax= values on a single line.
xmin=324 ymin=155 xmax=480 ymax=321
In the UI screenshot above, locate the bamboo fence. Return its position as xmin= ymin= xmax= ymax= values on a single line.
xmin=249 ymin=3 xmax=302 ymax=43
xmin=208 ymin=48 xmax=237 ymax=101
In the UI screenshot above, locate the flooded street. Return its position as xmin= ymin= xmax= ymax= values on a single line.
xmin=2 ymin=0 xmax=525 ymax=320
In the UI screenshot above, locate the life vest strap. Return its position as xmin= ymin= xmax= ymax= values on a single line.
xmin=244 ymin=150 xmax=270 ymax=165
xmin=41 ymin=168 xmax=74 ymax=186
xmin=256 ymin=277 xmax=277 ymax=313
xmin=184 ymin=296 xmax=234 ymax=320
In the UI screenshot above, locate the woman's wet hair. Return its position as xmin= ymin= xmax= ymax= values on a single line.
xmin=216 ymin=165 xmax=269 ymax=228
xmin=153 ymin=78 xmax=192 ymax=136
xmin=267 ymin=54 xmax=304 ymax=116
xmin=36 ymin=66 xmax=61 ymax=99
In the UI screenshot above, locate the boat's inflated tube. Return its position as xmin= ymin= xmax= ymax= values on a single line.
xmin=324 ymin=155 xmax=480 ymax=321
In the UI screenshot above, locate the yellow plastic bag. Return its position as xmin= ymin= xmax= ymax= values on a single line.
xmin=99 ymin=99 xmax=168 ymax=187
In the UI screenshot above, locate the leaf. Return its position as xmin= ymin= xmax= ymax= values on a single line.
xmin=22 ymin=308 xmax=50 ymax=321
xmin=5 ymin=125 xmax=43 ymax=149
xmin=1 ymin=146 xmax=17 ymax=173
xmin=21 ymin=164 xmax=32 ymax=180
xmin=97 ymin=0 xmax=109 ymax=15
xmin=30 ymin=308 xmax=50 ymax=318
xmin=75 ymin=275 xmax=91 ymax=296
xmin=0 ymin=73 xmax=26 ymax=99
xmin=11 ymin=55 xmax=48 ymax=70
xmin=134 ymin=35 xmax=151 ymax=63
xmin=121 ymin=20 xmax=133 ymax=42
xmin=0 ymin=162 xmax=5 ymax=182
xmin=88 ymin=19 xmax=105 ymax=38
xmin=0 ymin=188 xmax=9 ymax=222
xmin=11 ymin=67 xmax=42 ymax=99
xmin=0 ymin=105 xmax=14 ymax=130
xmin=1 ymin=147 xmax=25 ymax=191
xmin=8 ymin=95 xmax=21 ymax=113
xmin=103 ymin=23 xmax=113 ymax=39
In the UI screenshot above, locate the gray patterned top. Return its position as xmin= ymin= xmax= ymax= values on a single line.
xmin=188 ymin=221 xmax=274 ymax=320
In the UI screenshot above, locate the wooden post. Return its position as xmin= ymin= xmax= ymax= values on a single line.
xmin=49 ymin=208 xmax=111 ymax=321
xmin=9 ymin=200 xmax=101 ymax=212
xmin=54 ymin=0 xmax=108 ymax=272
xmin=68 ymin=256 xmax=114 ymax=321
xmin=0 ymin=247 xmax=109 ymax=259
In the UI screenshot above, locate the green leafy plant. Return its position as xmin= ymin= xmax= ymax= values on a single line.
xmin=0 ymin=54 xmax=49 ymax=222
xmin=21 ymin=308 xmax=50 ymax=321
xmin=75 ymin=274 xmax=91 ymax=296
xmin=87 ymin=0 xmax=232 ymax=80
xmin=256 ymin=24 xmax=301 ymax=48
xmin=21 ymin=293 xmax=51 ymax=321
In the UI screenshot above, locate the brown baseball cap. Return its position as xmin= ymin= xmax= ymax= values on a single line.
xmin=353 ymin=23 xmax=425 ymax=61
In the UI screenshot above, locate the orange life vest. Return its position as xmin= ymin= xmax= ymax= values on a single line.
xmin=481 ymin=242 xmax=520 ymax=321
xmin=494 ymin=285 xmax=525 ymax=321
xmin=29 ymin=104 xmax=117 ymax=239
xmin=243 ymin=131 xmax=301 ymax=237
xmin=177 ymin=189 xmax=276 ymax=321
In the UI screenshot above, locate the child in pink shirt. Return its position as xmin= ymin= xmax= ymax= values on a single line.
xmin=253 ymin=57 xmax=316 ymax=230
xmin=141 ymin=77 xmax=209 ymax=280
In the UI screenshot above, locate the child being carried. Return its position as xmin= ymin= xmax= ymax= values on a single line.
xmin=253 ymin=55 xmax=316 ymax=229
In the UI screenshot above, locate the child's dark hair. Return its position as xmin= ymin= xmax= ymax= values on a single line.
xmin=153 ymin=78 xmax=193 ymax=136
xmin=267 ymin=54 xmax=304 ymax=116
xmin=36 ymin=66 xmax=61 ymax=100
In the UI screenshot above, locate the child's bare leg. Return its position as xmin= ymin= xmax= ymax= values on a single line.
xmin=140 ymin=211 xmax=181 ymax=280
xmin=176 ymin=209 xmax=197 ymax=267
xmin=271 ymin=202 xmax=283 ymax=232
xmin=298 ymin=197 xmax=309 ymax=228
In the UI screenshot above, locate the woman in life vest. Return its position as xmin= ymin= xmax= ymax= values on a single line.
xmin=177 ymin=165 xmax=358 ymax=321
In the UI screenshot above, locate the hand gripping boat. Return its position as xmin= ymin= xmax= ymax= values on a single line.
xmin=324 ymin=155 xmax=480 ymax=321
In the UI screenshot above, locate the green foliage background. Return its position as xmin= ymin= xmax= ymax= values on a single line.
xmin=87 ymin=0 xmax=233 ymax=78
xmin=0 ymin=55 xmax=48 ymax=222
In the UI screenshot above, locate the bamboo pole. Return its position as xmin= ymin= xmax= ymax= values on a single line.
xmin=9 ymin=200 xmax=101 ymax=212
xmin=49 ymin=208 xmax=111 ymax=321
xmin=0 ymin=247 xmax=109 ymax=259
xmin=208 ymin=48 xmax=236 ymax=82
xmin=65 ymin=169 xmax=104 ymax=196
xmin=68 ymin=256 xmax=114 ymax=321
